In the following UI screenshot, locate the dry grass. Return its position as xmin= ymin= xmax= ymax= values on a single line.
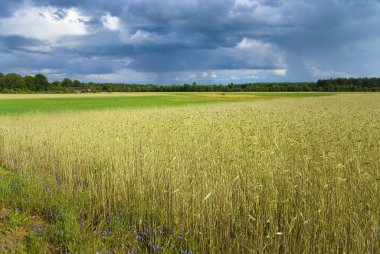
xmin=0 ymin=93 xmax=379 ymax=253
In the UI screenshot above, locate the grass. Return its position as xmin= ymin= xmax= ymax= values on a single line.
xmin=0 ymin=92 xmax=333 ymax=115
xmin=0 ymin=93 xmax=378 ymax=253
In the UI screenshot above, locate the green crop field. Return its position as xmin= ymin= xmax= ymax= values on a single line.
xmin=0 ymin=93 xmax=379 ymax=253
xmin=0 ymin=92 xmax=332 ymax=115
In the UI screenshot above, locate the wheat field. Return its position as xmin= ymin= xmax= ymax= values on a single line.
xmin=0 ymin=93 xmax=379 ymax=253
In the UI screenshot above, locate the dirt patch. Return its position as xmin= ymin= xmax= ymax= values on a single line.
xmin=0 ymin=205 xmax=52 ymax=253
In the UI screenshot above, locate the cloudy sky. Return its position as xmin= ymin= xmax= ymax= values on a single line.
xmin=0 ymin=0 xmax=379 ymax=84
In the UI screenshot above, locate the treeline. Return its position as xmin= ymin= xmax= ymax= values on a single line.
xmin=1 ymin=72 xmax=380 ymax=93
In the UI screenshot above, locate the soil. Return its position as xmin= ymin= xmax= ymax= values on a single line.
xmin=0 ymin=205 xmax=52 ymax=253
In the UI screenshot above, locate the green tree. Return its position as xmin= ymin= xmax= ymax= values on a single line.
xmin=0 ymin=75 xmax=4 ymax=91
xmin=35 ymin=74 xmax=49 ymax=91
xmin=62 ymin=78 xmax=73 ymax=88
xmin=51 ymin=81 xmax=61 ymax=87
xmin=73 ymin=80 xmax=81 ymax=87
xmin=4 ymin=73 xmax=26 ymax=90
xmin=25 ymin=76 xmax=36 ymax=91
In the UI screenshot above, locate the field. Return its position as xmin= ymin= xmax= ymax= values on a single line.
xmin=0 ymin=92 xmax=332 ymax=115
xmin=0 ymin=93 xmax=379 ymax=253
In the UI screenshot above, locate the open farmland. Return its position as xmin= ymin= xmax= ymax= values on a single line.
xmin=0 ymin=93 xmax=379 ymax=253
xmin=0 ymin=92 xmax=331 ymax=115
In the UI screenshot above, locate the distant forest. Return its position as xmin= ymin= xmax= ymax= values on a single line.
xmin=1 ymin=72 xmax=380 ymax=93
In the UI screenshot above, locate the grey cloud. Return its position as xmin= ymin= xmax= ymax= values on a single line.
xmin=0 ymin=0 xmax=380 ymax=83
xmin=0 ymin=1 xmax=23 ymax=17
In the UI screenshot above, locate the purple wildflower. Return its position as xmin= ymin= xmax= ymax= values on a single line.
xmin=152 ymin=245 xmax=159 ymax=252
xmin=32 ymin=224 xmax=41 ymax=231
xmin=178 ymin=236 xmax=183 ymax=241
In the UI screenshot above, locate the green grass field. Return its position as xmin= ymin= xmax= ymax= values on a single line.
xmin=0 ymin=92 xmax=332 ymax=115
xmin=0 ymin=93 xmax=378 ymax=253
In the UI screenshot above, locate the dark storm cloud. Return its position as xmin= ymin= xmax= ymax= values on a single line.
xmin=0 ymin=0 xmax=380 ymax=83
xmin=0 ymin=36 xmax=45 ymax=53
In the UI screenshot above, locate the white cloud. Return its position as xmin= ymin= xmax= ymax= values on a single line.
xmin=231 ymin=75 xmax=258 ymax=80
xmin=12 ymin=68 xmax=61 ymax=77
xmin=236 ymin=37 xmax=271 ymax=50
xmin=120 ymin=29 xmax=168 ymax=45
xmin=305 ymin=64 xmax=349 ymax=78
xmin=20 ymin=45 xmax=53 ymax=53
xmin=201 ymin=71 xmax=217 ymax=79
xmin=273 ymin=69 xmax=287 ymax=76
xmin=0 ymin=3 xmax=90 ymax=42
xmin=234 ymin=0 xmax=255 ymax=7
xmin=168 ymin=69 xmax=285 ymax=84
xmin=82 ymin=68 xmax=157 ymax=83
xmin=234 ymin=37 xmax=286 ymax=68
xmin=101 ymin=13 xmax=120 ymax=31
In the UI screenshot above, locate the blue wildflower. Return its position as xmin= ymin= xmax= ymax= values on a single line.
xmin=102 ymin=231 xmax=108 ymax=236
xmin=32 ymin=224 xmax=41 ymax=231
xmin=152 ymin=245 xmax=159 ymax=252
xmin=178 ymin=236 xmax=183 ymax=241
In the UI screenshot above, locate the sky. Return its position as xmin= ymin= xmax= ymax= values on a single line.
xmin=0 ymin=0 xmax=380 ymax=84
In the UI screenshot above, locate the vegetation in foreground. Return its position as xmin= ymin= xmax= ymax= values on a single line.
xmin=0 ymin=94 xmax=379 ymax=253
